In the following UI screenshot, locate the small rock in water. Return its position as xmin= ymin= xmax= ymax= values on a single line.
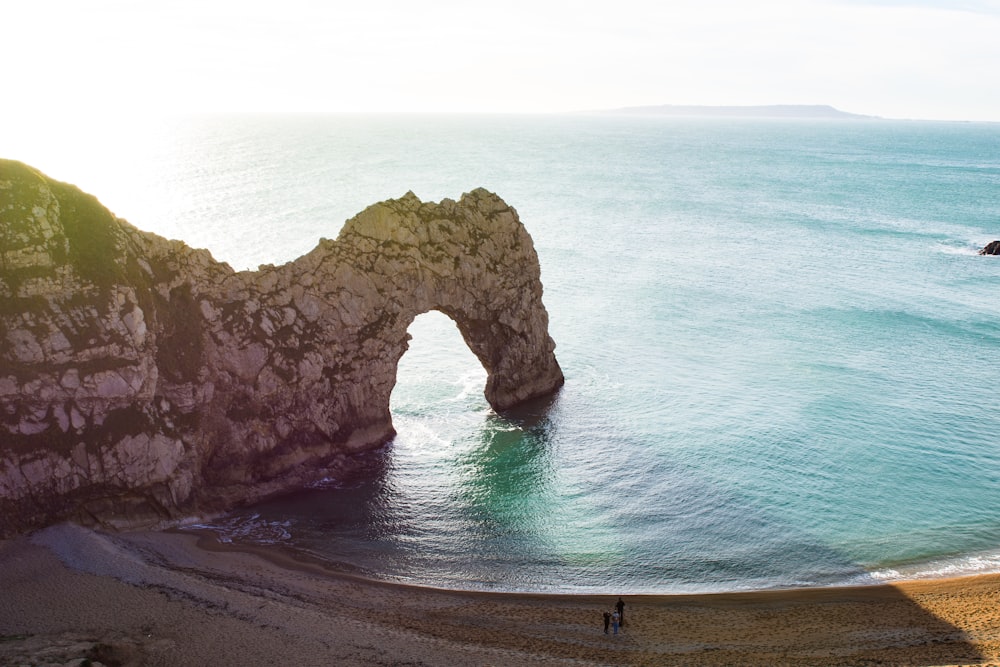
xmin=979 ymin=240 xmax=1000 ymax=255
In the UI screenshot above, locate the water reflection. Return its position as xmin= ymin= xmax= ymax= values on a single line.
xmin=452 ymin=410 xmax=556 ymax=542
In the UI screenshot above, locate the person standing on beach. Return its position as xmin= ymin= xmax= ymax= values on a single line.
xmin=616 ymin=597 xmax=625 ymax=627
xmin=602 ymin=609 xmax=611 ymax=634
xmin=611 ymin=609 xmax=620 ymax=635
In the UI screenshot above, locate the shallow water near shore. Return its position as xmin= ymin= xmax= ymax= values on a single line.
xmin=9 ymin=113 xmax=1000 ymax=593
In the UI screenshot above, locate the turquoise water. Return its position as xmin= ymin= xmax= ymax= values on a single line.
xmin=9 ymin=114 xmax=1000 ymax=592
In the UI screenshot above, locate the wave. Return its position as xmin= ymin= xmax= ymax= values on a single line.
xmin=187 ymin=513 xmax=293 ymax=545
xmin=444 ymin=369 xmax=488 ymax=403
xmin=806 ymin=304 xmax=1000 ymax=344
xmin=865 ymin=549 xmax=1000 ymax=584
xmin=935 ymin=242 xmax=985 ymax=256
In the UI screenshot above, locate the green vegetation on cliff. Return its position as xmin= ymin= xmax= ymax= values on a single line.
xmin=0 ymin=159 xmax=128 ymax=290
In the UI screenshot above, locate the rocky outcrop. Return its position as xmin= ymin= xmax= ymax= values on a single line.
xmin=0 ymin=159 xmax=563 ymax=536
xmin=979 ymin=240 xmax=1000 ymax=255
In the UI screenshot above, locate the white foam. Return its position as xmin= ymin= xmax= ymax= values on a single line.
xmin=935 ymin=242 xmax=982 ymax=255
xmin=445 ymin=369 xmax=487 ymax=403
xmin=864 ymin=550 xmax=1000 ymax=583
xmin=187 ymin=513 xmax=293 ymax=545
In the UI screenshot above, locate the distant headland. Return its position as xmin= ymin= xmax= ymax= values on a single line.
xmin=599 ymin=104 xmax=878 ymax=119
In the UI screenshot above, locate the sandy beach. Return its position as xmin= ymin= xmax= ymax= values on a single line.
xmin=2 ymin=524 xmax=999 ymax=666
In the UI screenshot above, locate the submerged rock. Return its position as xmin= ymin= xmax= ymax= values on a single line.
xmin=0 ymin=159 xmax=564 ymax=535
xmin=979 ymin=240 xmax=1000 ymax=255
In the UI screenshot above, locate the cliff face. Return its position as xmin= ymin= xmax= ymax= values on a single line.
xmin=0 ymin=159 xmax=564 ymax=536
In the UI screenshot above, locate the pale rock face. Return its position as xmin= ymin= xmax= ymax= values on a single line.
xmin=0 ymin=160 xmax=564 ymax=536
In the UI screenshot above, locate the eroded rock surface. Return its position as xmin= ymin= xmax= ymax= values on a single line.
xmin=0 ymin=159 xmax=563 ymax=535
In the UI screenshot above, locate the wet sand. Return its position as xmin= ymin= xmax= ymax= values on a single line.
xmin=2 ymin=524 xmax=999 ymax=666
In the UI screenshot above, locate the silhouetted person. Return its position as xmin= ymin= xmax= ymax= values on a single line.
xmin=602 ymin=609 xmax=611 ymax=634
xmin=616 ymin=597 xmax=625 ymax=627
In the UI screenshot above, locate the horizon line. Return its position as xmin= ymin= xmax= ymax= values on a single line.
xmin=7 ymin=106 xmax=999 ymax=124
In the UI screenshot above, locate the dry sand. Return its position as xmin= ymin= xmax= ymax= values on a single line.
xmin=2 ymin=524 xmax=1000 ymax=666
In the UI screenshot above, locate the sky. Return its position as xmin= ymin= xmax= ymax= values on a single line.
xmin=5 ymin=0 xmax=1000 ymax=121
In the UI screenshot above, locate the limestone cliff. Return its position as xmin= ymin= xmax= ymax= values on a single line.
xmin=0 ymin=159 xmax=564 ymax=536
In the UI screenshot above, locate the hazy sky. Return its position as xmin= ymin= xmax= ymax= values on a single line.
xmin=7 ymin=0 xmax=1000 ymax=120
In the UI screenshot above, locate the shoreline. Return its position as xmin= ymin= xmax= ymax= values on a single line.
xmin=2 ymin=524 xmax=1000 ymax=666
xmin=180 ymin=519 xmax=1000 ymax=598
xmin=180 ymin=525 xmax=1000 ymax=600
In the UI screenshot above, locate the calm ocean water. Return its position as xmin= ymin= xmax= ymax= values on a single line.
xmin=7 ymin=114 xmax=1000 ymax=593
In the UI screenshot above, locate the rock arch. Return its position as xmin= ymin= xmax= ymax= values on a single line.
xmin=0 ymin=160 xmax=564 ymax=534
xmin=322 ymin=188 xmax=564 ymax=414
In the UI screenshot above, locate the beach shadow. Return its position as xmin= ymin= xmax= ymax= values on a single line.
xmin=628 ymin=580 xmax=988 ymax=666
xmin=602 ymin=460 xmax=988 ymax=662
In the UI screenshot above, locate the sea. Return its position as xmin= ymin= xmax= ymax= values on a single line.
xmin=5 ymin=113 xmax=1000 ymax=594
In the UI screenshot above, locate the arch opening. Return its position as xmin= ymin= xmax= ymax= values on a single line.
xmin=389 ymin=310 xmax=488 ymax=424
